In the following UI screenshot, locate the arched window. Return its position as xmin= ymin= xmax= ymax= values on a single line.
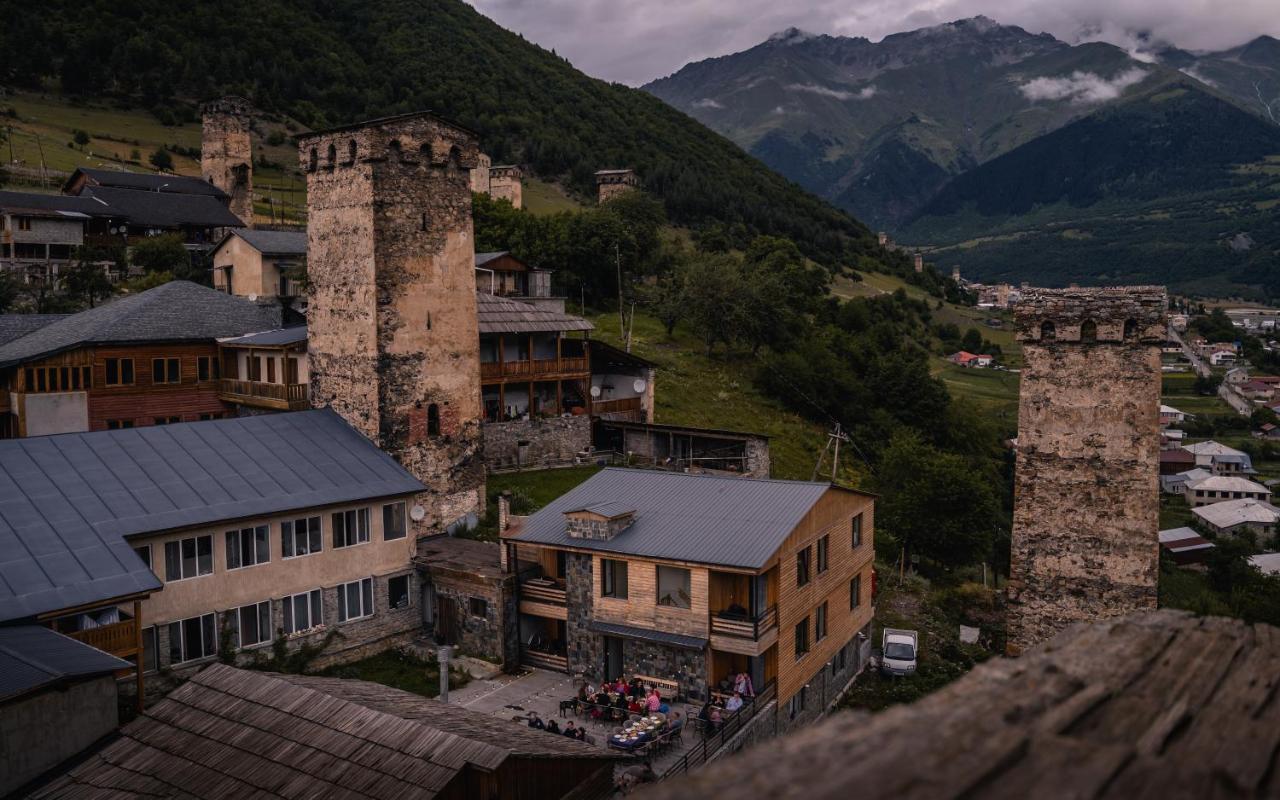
xmin=420 ymin=212 xmax=428 ymax=232
xmin=448 ymin=145 xmax=463 ymax=167
xmin=389 ymin=139 xmax=402 ymax=159
xmin=348 ymin=139 xmax=358 ymax=163
xmin=1080 ymin=320 xmax=1097 ymax=343
xmin=1041 ymin=321 xmax=1056 ymax=341
xmin=1124 ymin=319 xmax=1138 ymax=340
xmin=308 ymin=148 xmax=318 ymax=172
xmin=427 ymin=403 xmax=441 ymax=437
xmin=326 ymin=143 xmax=336 ymax=168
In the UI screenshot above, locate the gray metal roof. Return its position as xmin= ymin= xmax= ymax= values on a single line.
xmin=0 ymin=625 xmax=130 ymax=702
xmin=588 ymin=620 xmax=708 ymax=650
xmin=0 ymin=190 xmax=118 ymax=218
xmin=0 ymin=409 xmax=424 ymax=623
xmin=69 ymin=168 xmax=228 ymax=199
xmin=476 ymin=292 xmax=593 ymax=334
xmin=230 ymin=228 xmax=307 ymax=256
xmin=0 ymin=281 xmax=281 ymax=368
xmin=220 ymin=325 xmax=308 ymax=347
xmin=82 ymin=186 xmax=244 ymax=229
xmin=512 ymin=468 xmax=846 ymax=570
xmin=568 ymin=501 xmax=636 ymax=518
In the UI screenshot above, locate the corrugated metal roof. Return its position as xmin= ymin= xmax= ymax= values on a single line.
xmin=568 ymin=501 xmax=636 ymax=518
xmin=588 ymin=620 xmax=707 ymax=650
xmin=220 ymin=325 xmax=308 ymax=347
xmin=0 ymin=625 xmax=130 ymax=701
xmin=511 ymin=468 xmax=846 ymax=570
xmin=70 ymin=168 xmax=228 ymax=199
xmin=476 ymin=292 xmax=594 ymax=334
xmin=0 ymin=409 xmax=424 ymax=623
xmin=82 ymin=186 xmax=244 ymax=229
xmin=0 ymin=190 xmax=117 ymax=218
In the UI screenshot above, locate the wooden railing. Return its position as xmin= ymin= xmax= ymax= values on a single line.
xmin=219 ymin=379 xmax=309 ymax=410
xmin=522 ymin=650 xmax=569 ymax=672
xmin=662 ymin=680 xmax=777 ymax=779
xmin=710 ymin=606 xmax=778 ymax=640
xmin=593 ymin=397 xmax=643 ymax=416
xmin=67 ymin=618 xmax=138 ymax=657
xmin=480 ymin=357 xmax=589 ymax=381
xmin=520 ymin=580 xmax=568 ymax=606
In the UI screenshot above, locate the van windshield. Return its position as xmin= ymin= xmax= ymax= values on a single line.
xmin=884 ymin=642 xmax=915 ymax=660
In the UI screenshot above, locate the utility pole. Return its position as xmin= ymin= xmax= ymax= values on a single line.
xmin=616 ymin=240 xmax=625 ymax=340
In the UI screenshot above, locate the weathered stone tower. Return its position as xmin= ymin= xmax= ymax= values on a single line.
xmin=488 ymin=164 xmax=522 ymax=208
xmin=201 ymin=96 xmax=254 ymax=226
xmin=298 ymin=112 xmax=485 ymax=530
xmin=1007 ymin=286 xmax=1166 ymax=653
xmin=470 ymin=152 xmax=492 ymax=195
xmin=595 ymin=168 xmax=639 ymax=203
xmin=913 ymin=252 xmax=924 ymax=273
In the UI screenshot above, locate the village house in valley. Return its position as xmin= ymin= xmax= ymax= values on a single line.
xmin=211 ymin=228 xmax=307 ymax=300
xmin=502 ymin=468 xmax=876 ymax=731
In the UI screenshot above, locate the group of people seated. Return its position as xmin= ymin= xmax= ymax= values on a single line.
xmin=527 ymin=712 xmax=588 ymax=741
xmin=576 ymin=677 xmax=671 ymax=721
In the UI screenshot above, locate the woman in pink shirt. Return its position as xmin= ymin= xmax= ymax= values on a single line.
xmin=646 ymin=689 xmax=662 ymax=712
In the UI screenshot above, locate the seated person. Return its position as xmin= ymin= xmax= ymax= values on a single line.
xmin=668 ymin=711 xmax=685 ymax=733
xmin=545 ymin=719 xmax=561 ymax=734
xmin=658 ymin=702 xmax=670 ymax=714
xmin=575 ymin=725 xmax=587 ymax=741
xmin=733 ymin=671 xmax=755 ymax=698
xmin=725 ymin=600 xmax=748 ymax=618
xmin=725 ymin=692 xmax=744 ymax=713
xmin=628 ymin=677 xmax=644 ymax=698
xmin=709 ymin=705 xmax=723 ymax=729
xmin=628 ymin=697 xmax=645 ymax=714
xmin=646 ymin=689 xmax=662 ymax=712
xmin=527 ymin=713 xmax=545 ymax=730
xmin=577 ymin=685 xmax=590 ymax=704
xmin=563 ymin=721 xmax=579 ymax=738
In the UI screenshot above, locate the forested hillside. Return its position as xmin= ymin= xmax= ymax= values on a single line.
xmin=0 ymin=0 xmax=894 ymax=273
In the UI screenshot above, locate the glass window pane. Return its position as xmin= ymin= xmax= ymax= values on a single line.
xmin=255 ymin=526 xmax=269 ymax=564
xmin=241 ymin=605 xmax=257 ymax=646
xmin=197 ymin=536 xmax=212 ymax=575
xmin=181 ymin=537 xmax=196 ymax=578
xmin=310 ymin=590 xmax=322 ymax=628
xmin=165 ymin=541 xmax=180 ymax=581
xmin=182 ymin=617 xmax=202 ymax=661
xmin=282 ymin=521 xmax=294 ymax=558
xmin=201 ymin=614 xmax=216 ymax=657
xmin=309 ymin=518 xmax=322 ymax=554
xmin=168 ymin=621 xmax=181 ymax=664
xmin=332 ymin=512 xmax=344 ymax=547
xmin=361 ymin=578 xmax=373 ymax=617
xmin=227 ymin=607 xmax=241 ymax=649
xmin=294 ymin=595 xmax=308 ymax=631
xmin=143 ymin=627 xmax=158 ymax=673
xmin=123 ymin=360 xmax=133 ymax=383
xmin=153 ymin=360 xmax=164 ymax=383
xmin=226 ymin=531 xmax=240 ymax=570
xmin=168 ymin=359 xmax=180 ymax=383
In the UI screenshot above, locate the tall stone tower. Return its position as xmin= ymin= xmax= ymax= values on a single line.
xmin=595 ymin=168 xmax=639 ymax=203
xmin=1007 ymin=286 xmax=1166 ymax=653
xmin=201 ymin=96 xmax=254 ymax=227
xmin=298 ymin=112 xmax=485 ymax=530
xmin=488 ymin=165 xmax=522 ymax=208
xmin=470 ymin=152 xmax=492 ymax=195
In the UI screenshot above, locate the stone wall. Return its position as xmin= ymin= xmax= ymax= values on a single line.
xmin=489 ymin=166 xmax=523 ymax=209
xmin=596 ymin=171 xmax=639 ymax=204
xmin=299 ymin=113 xmax=486 ymax=534
xmin=426 ymin=571 xmax=511 ymax=667
xmin=1007 ymin=287 xmax=1166 ymax=653
xmin=620 ymin=638 xmax=707 ymax=698
xmin=564 ymin=552 xmax=599 ymax=678
xmin=1 ymin=676 xmax=118 ymax=795
xmin=482 ymin=414 xmax=592 ymax=471
xmin=201 ymin=96 xmax=254 ymax=227
xmin=745 ymin=437 xmax=771 ymax=479
xmin=470 ymin=152 xmax=492 ymax=194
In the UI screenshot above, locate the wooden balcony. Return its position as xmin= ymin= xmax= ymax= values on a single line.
xmin=219 ymin=378 xmax=309 ymax=411
xmin=522 ymin=650 xmax=569 ymax=672
xmin=520 ymin=579 xmax=567 ymax=606
xmin=67 ymin=617 xmax=139 ymax=659
xmin=593 ymin=397 xmax=644 ymax=421
xmin=710 ymin=606 xmax=778 ymax=640
xmin=480 ymin=356 xmax=589 ymax=381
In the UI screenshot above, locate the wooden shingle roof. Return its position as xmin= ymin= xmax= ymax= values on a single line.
xmin=476 ymin=293 xmax=593 ymax=334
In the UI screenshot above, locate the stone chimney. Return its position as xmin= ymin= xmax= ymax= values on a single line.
xmin=565 ymin=503 xmax=636 ymax=541
xmin=498 ymin=491 xmax=511 ymax=532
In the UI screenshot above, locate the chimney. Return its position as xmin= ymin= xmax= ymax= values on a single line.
xmin=565 ymin=503 xmax=636 ymax=541
xmin=498 ymin=491 xmax=511 ymax=532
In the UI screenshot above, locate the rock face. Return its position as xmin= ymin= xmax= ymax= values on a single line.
xmin=298 ymin=112 xmax=486 ymax=532
xmin=1007 ymin=286 xmax=1165 ymax=653
xmin=201 ymin=96 xmax=254 ymax=227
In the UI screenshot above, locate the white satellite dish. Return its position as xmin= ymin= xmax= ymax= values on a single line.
xmin=589 ymin=385 xmax=602 ymax=398
xmin=410 ymin=504 xmax=426 ymax=521
xmin=632 ymin=379 xmax=647 ymax=393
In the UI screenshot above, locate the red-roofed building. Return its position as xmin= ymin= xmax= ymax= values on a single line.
xmin=948 ymin=351 xmax=994 ymax=368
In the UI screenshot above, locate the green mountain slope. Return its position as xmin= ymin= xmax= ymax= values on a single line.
xmin=0 ymin=0 xmax=878 ymax=270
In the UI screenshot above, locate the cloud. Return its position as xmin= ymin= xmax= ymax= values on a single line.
xmin=1019 ymin=67 xmax=1148 ymax=104
xmin=470 ymin=0 xmax=1280 ymax=86
xmin=785 ymin=83 xmax=878 ymax=100
xmin=692 ymin=98 xmax=725 ymax=108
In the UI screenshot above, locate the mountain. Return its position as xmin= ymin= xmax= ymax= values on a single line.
xmin=0 ymin=0 xmax=883 ymax=272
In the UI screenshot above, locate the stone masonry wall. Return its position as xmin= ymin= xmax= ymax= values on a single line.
xmin=564 ymin=552 xmax=599 ymax=679
xmin=482 ymin=414 xmax=592 ymax=471
xmin=428 ymin=572 xmax=508 ymax=665
xmin=201 ymin=96 xmax=254 ymax=227
xmin=299 ymin=113 xmax=486 ymax=534
xmin=620 ymin=639 xmax=707 ymax=699
xmin=1007 ymin=287 xmax=1166 ymax=653
xmin=489 ymin=166 xmax=522 ymax=209
xmin=745 ymin=437 xmax=771 ymax=478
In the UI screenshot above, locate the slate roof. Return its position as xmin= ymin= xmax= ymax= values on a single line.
xmin=219 ymin=325 xmax=308 ymax=347
xmin=0 ymin=625 xmax=130 ymax=702
xmin=476 ymin=292 xmax=593 ymax=334
xmin=0 ymin=314 xmax=67 ymax=347
xmin=0 ymin=281 xmax=280 ymax=368
xmin=474 ymin=251 xmax=510 ymax=267
xmin=82 ymin=186 xmax=244 ymax=229
xmin=29 ymin=664 xmax=618 ymax=799
xmin=0 ymin=190 xmax=117 ymax=218
xmin=67 ymin=168 xmax=228 ymax=199
xmin=226 ymin=228 xmax=307 ymax=256
xmin=511 ymin=468 xmax=859 ymax=570
xmin=0 ymin=409 xmax=424 ymax=622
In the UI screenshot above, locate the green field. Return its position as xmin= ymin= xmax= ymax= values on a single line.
xmin=934 ymin=361 xmax=1020 ymax=424
xmin=488 ymin=465 xmax=602 ymax=510
xmin=521 ymin=178 xmax=583 ymax=215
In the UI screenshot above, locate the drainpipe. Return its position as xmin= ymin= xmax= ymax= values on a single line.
xmin=439 ymin=645 xmax=452 ymax=703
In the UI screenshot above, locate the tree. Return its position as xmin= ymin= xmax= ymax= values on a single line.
xmin=961 ymin=327 xmax=984 ymax=353
xmin=148 ymin=147 xmax=173 ymax=171
xmin=72 ymin=128 xmax=90 ymax=146
xmin=641 ymin=268 xmax=686 ymax=337
xmin=682 ymin=254 xmax=745 ymax=355
xmin=63 ymin=259 xmax=113 ymax=308
xmin=130 ymin=234 xmax=189 ymax=276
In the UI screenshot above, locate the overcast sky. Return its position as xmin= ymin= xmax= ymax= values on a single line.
xmin=470 ymin=0 xmax=1280 ymax=86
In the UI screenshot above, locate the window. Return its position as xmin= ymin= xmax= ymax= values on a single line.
xmin=388 ymin=575 xmax=411 ymax=609
xmin=427 ymin=403 xmax=441 ymax=436
xmin=794 ymin=617 xmax=810 ymax=659
xmin=1124 ymin=319 xmax=1138 ymax=340
xmin=21 ymin=366 xmax=92 ymax=393
xmin=837 ymin=644 xmax=847 ymax=672
xmin=198 ymin=412 xmax=223 ymax=421
xmin=602 ymin=559 xmax=629 ymax=599
xmin=797 ymin=546 xmax=812 ymax=587
xmin=1041 ymin=321 xmax=1056 ymax=341
xmin=850 ymin=574 xmax=862 ymax=610
xmin=656 ymin=566 xmax=691 ymax=609
xmin=788 ymin=686 xmax=807 ymax=719
xmin=133 ymin=544 xmax=151 ymax=570
xmin=817 ymin=535 xmax=829 ymax=574
xmin=338 ymin=577 xmax=374 ymax=622
xmin=197 ymin=356 xmax=219 ymax=382
xmin=105 ymin=358 xmax=134 ymax=386
xmin=266 ymin=357 xmax=276 ymax=384
xmin=142 ymin=626 xmax=158 ymax=673
xmin=226 ymin=525 xmax=270 ymax=570
xmin=469 ymin=597 xmax=488 ymax=618
xmin=106 ymin=419 xmax=134 ymax=430
xmin=164 ymin=535 xmax=213 ymax=581
xmin=282 ymin=516 xmax=322 ymax=558
xmin=333 ymin=508 xmax=371 ymax=548
xmin=852 ymin=513 xmax=863 ymax=548
xmin=17 ymin=216 xmax=32 ymax=231
xmin=815 ymin=601 xmax=828 ymax=641
xmin=283 ymin=589 xmax=323 ymax=634
xmin=153 ymin=416 xmax=181 ymax=425
xmin=152 ymin=357 xmax=180 ymax=384
xmin=1080 ymin=319 xmax=1097 ymax=343
xmin=383 ymin=502 xmax=407 ymax=541
xmin=228 ymin=600 xmax=272 ymax=648
xmin=168 ymin=612 xmax=216 ymax=664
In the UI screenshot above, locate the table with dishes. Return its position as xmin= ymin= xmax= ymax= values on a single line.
xmin=607 ymin=713 xmax=666 ymax=751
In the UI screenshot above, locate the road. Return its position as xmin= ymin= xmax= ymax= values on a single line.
xmin=1169 ymin=325 xmax=1251 ymax=416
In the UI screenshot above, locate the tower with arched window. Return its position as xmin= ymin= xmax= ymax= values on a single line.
xmin=297 ymin=112 xmax=486 ymax=531
xmin=1008 ymin=286 xmax=1167 ymax=653
xmin=200 ymin=96 xmax=254 ymax=229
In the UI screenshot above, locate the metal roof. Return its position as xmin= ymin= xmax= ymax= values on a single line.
xmin=219 ymin=325 xmax=309 ymax=347
xmin=67 ymin=168 xmax=229 ymax=199
xmin=474 ymin=251 xmax=511 ymax=267
xmin=226 ymin=228 xmax=308 ymax=256
xmin=82 ymin=186 xmax=245 ymax=229
xmin=568 ymin=501 xmax=636 ymax=518
xmin=511 ymin=468 xmax=853 ymax=570
xmin=588 ymin=620 xmax=708 ymax=650
xmin=0 ymin=409 xmax=424 ymax=623
xmin=0 ymin=281 xmax=281 ymax=368
xmin=0 ymin=625 xmax=130 ymax=702
xmin=0 ymin=190 xmax=117 ymax=218
xmin=1192 ymin=498 xmax=1280 ymax=529
xmin=476 ymin=292 xmax=594 ymax=334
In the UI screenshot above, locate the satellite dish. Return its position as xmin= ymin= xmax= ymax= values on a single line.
xmin=248 ymin=294 xmax=259 ymax=302
xmin=632 ymin=379 xmax=647 ymax=393
xmin=410 ymin=504 xmax=426 ymax=522
xmin=464 ymin=512 xmax=478 ymax=530
xmin=590 ymin=385 xmax=601 ymax=398
xmin=109 ymin=226 xmax=118 ymax=234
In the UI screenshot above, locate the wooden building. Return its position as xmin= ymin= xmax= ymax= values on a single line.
xmin=217 ymin=325 xmax=310 ymax=412
xmin=502 ymin=468 xmax=875 ymax=731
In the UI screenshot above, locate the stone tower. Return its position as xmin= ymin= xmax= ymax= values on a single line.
xmin=913 ymin=252 xmax=924 ymax=273
xmin=488 ymin=165 xmax=522 ymax=209
xmin=1007 ymin=286 xmax=1166 ymax=653
xmin=595 ymin=168 xmax=639 ymax=203
xmin=298 ymin=112 xmax=485 ymax=530
xmin=201 ymin=96 xmax=254 ymax=227
xmin=470 ymin=152 xmax=492 ymax=195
